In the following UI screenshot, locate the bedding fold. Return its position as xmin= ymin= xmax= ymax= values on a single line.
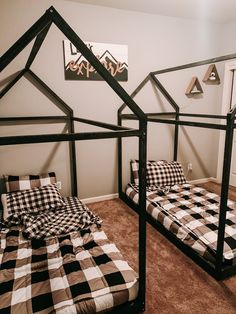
xmin=21 ymin=197 xmax=102 ymax=239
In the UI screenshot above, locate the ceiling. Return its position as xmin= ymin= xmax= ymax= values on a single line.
xmin=67 ymin=0 xmax=236 ymax=23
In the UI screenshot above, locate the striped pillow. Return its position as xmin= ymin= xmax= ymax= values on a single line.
xmin=4 ymin=172 xmax=56 ymax=192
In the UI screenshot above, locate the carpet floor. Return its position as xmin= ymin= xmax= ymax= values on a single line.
xmin=89 ymin=196 xmax=236 ymax=314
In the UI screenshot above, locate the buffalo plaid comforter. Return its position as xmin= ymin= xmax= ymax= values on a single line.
xmin=0 ymin=198 xmax=138 ymax=314
xmin=21 ymin=197 xmax=103 ymax=240
xmin=126 ymin=183 xmax=236 ymax=264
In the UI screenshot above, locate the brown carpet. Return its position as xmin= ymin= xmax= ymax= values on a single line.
xmin=89 ymin=197 xmax=236 ymax=314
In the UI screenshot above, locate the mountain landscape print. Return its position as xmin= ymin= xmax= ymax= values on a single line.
xmin=63 ymin=40 xmax=128 ymax=81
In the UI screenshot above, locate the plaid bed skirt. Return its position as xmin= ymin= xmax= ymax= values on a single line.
xmin=126 ymin=183 xmax=236 ymax=264
xmin=0 ymin=202 xmax=138 ymax=313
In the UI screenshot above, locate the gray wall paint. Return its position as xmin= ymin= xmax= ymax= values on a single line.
xmin=219 ymin=21 xmax=236 ymax=55
xmin=0 ymin=0 xmax=228 ymax=198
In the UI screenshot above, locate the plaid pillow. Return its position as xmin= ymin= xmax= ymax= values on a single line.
xmin=130 ymin=159 xmax=166 ymax=184
xmin=1 ymin=183 xmax=65 ymax=223
xmin=146 ymin=161 xmax=186 ymax=187
xmin=4 ymin=172 xmax=56 ymax=192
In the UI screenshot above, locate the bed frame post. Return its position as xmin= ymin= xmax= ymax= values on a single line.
xmin=138 ymin=120 xmax=147 ymax=312
xmin=68 ymin=115 xmax=77 ymax=197
xmin=215 ymin=109 xmax=235 ymax=278
xmin=174 ymin=109 xmax=179 ymax=161
xmin=117 ymin=111 xmax=123 ymax=197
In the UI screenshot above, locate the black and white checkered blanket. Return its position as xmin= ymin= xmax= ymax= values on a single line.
xmin=126 ymin=183 xmax=236 ymax=264
xmin=2 ymin=197 xmax=102 ymax=240
xmin=0 ymin=200 xmax=138 ymax=313
xmin=21 ymin=197 xmax=103 ymax=239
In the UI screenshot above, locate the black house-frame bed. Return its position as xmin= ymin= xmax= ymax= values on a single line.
xmin=0 ymin=6 xmax=148 ymax=314
xmin=118 ymin=54 xmax=236 ymax=280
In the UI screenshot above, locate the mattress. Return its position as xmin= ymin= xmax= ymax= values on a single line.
xmin=126 ymin=182 xmax=236 ymax=264
xmin=0 ymin=197 xmax=138 ymax=314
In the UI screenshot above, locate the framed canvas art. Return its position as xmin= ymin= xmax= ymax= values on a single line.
xmin=63 ymin=40 xmax=128 ymax=81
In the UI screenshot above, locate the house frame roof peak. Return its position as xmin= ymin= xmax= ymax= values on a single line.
xmin=0 ymin=6 xmax=146 ymax=121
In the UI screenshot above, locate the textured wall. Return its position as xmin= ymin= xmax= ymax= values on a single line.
xmin=0 ymin=0 xmax=225 ymax=198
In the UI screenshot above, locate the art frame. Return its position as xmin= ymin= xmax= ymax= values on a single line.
xmin=63 ymin=40 xmax=128 ymax=81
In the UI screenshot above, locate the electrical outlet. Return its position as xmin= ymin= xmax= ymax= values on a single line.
xmin=56 ymin=181 xmax=62 ymax=189
xmin=187 ymin=163 xmax=193 ymax=171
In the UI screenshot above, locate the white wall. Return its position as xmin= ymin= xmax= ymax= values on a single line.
xmin=0 ymin=0 xmax=225 ymax=198
xmin=219 ymin=20 xmax=236 ymax=55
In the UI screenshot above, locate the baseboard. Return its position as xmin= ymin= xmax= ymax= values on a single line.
xmin=189 ymin=177 xmax=218 ymax=184
xmin=81 ymin=193 xmax=118 ymax=204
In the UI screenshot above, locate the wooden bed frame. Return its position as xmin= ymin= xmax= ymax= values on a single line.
xmin=118 ymin=55 xmax=236 ymax=280
xmin=0 ymin=6 xmax=147 ymax=313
